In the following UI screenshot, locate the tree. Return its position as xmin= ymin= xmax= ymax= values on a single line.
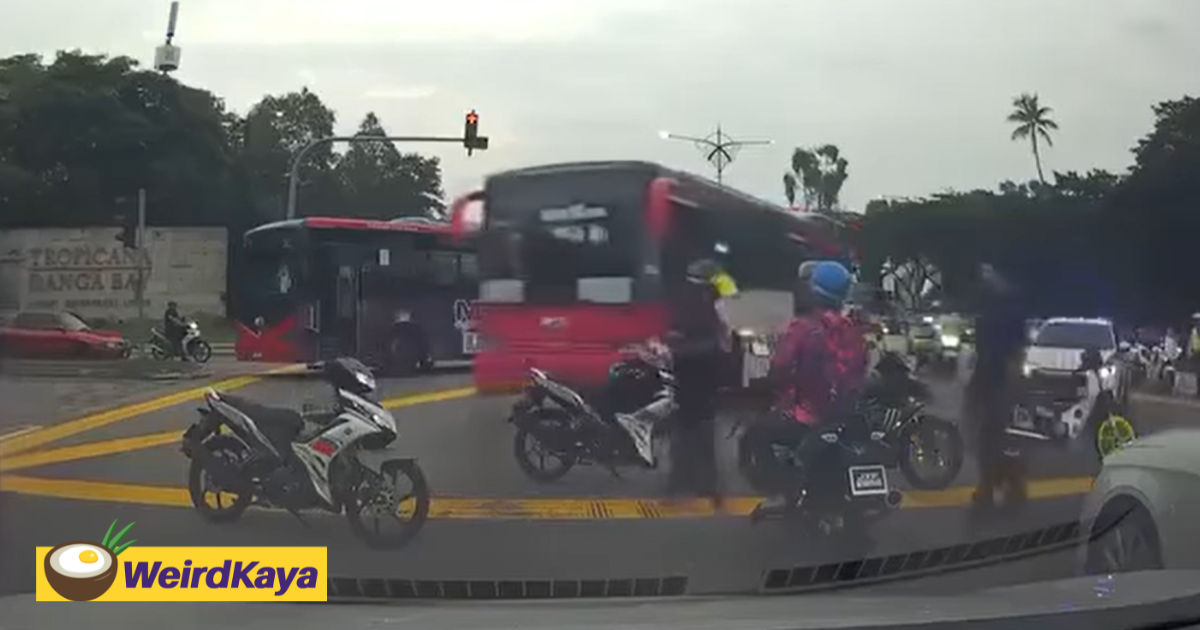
xmin=1007 ymin=93 xmax=1059 ymax=184
xmin=334 ymin=112 xmax=445 ymax=220
xmin=237 ymin=88 xmax=339 ymax=220
xmin=782 ymin=144 xmax=849 ymax=212
xmin=0 ymin=50 xmax=244 ymax=229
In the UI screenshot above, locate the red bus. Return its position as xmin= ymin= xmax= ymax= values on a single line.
xmin=234 ymin=216 xmax=479 ymax=375
xmin=450 ymin=160 xmax=852 ymax=394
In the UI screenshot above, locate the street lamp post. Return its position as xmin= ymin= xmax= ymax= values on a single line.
xmin=658 ymin=124 xmax=772 ymax=185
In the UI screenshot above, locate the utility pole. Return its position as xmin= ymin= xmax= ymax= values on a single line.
xmin=659 ymin=124 xmax=772 ymax=185
xmin=136 ymin=188 xmax=148 ymax=322
xmin=285 ymin=111 xmax=490 ymax=220
xmin=154 ymin=2 xmax=182 ymax=75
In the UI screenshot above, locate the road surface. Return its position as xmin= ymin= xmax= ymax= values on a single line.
xmin=2 ymin=366 xmax=1198 ymax=597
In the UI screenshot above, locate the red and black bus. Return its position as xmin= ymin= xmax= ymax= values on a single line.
xmin=234 ymin=216 xmax=479 ymax=375
xmin=450 ymin=160 xmax=852 ymax=394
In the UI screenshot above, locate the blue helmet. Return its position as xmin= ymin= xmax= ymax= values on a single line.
xmin=808 ymin=261 xmax=853 ymax=307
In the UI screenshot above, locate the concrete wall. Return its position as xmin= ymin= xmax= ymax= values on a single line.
xmin=0 ymin=227 xmax=227 ymax=320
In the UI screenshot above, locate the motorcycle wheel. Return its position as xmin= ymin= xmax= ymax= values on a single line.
xmin=187 ymin=435 xmax=254 ymax=523
xmin=344 ymin=459 xmax=431 ymax=549
xmin=512 ymin=407 xmax=577 ymax=482
xmin=897 ymin=414 xmax=964 ymax=490
xmin=150 ymin=344 xmax=169 ymax=361
xmin=1093 ymin=412 xmax=1137 ymax=461
xmin=188 ymin=339 xmax=213 ymax=363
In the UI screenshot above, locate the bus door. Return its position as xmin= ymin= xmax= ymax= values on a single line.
xmin=312 ymin=245 xmax=363 ymax=361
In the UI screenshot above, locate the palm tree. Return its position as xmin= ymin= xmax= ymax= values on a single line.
xmin=1007 ymin=93 xmax=1058 ymax=184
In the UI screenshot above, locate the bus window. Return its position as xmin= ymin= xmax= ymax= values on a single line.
xmin=459 ymin=252 xmax=479 ymax=281
xmin=428 ymin=251 xmax=460 ymax=286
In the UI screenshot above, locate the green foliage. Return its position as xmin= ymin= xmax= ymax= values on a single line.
xmin=783 ymin=144 xmax=848 ymax=212
xmin=858 ymin=95 xmax=1200 ymax=322
xmin=0 ymin=50 xmax=445 ymax=231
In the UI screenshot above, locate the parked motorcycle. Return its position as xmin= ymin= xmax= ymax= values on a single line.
xmin=509 ymin=340 xmax=676 ymax=482
xmin=748 ymin=403 xmax=903 ymax=542
xmin=149 ymin=320 xmax=212 ymax=363
xmin=1008 ymin=348 xmax=1137 ymax=461
xmin=181 ymin=357 xmax=430 ymax=549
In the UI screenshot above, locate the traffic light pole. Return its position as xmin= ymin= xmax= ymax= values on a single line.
xmin=285 ymin=135 xmax=482 ymax=220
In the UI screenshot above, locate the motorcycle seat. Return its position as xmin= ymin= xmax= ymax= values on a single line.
xmin=218 ymin=393 xmax=305 ymax=438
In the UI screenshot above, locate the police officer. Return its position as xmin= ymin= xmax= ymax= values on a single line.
xmin=965 ymin=262 xmax=1029 ymax=520
xmin=665 ymin=258 xmax=734 ymax=502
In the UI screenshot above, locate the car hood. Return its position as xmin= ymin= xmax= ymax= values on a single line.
xmin=4 ymin=571 xmax=1200 ymax=630
xmin=1104 ymin=428 xmax=1200 ymax=476
xmin=1026 ymin=346 xmax=1114 ymax=372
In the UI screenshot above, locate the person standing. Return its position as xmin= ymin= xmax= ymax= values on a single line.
xmin=965 ymin=263 xmax=1029 ymax=520
xmin=664 ymin=258 xmax=735 ymax=503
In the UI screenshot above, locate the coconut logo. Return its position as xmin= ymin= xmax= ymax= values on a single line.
xmin=43 ymin=520 xmax=136 ymax=601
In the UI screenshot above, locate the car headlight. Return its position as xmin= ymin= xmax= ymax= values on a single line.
xmin=1022 ymin=362 xmax=1036 ymax=377
xmin=941 ymin=335 xmax=960 ymax=348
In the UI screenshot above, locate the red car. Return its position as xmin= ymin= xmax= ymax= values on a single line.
xmin=0 ymin=311 xmax=130 ymax=359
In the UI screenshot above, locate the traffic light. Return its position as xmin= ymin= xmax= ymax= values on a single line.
xmin=463 ymin=109 xmax=489 ymax=156
xmin=115 ymin=214 xmax=137 ymax=249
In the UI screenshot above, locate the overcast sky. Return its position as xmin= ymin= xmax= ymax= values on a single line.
xmin=2 ymin=0 xmax=1197 ymax=210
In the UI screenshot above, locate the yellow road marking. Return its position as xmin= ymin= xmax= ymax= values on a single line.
xmin=0 ymin=375 xmax=261 ymax=458
xmin=0 ymin=386 xmax=479 ymax=473
xmin=0 ymin=363 xmax=307 ymax=458
xmin=0 ymin=425 xmax=42 ymax=443
xmin=0 ymin=475 xmax=1095 ymax=519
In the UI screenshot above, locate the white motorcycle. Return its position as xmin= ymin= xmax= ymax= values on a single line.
xmin=181 ymin=357 xmax=430 ymax=549
xmin=150 ymin=320 xmax=212 ymax=363
xmin=1009 ymin=349 xmax=1137 ymax=460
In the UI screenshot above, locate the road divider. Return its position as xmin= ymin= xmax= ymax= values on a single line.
xmin=0 ymin=475 xmax=1095 ymax=519
xmin=0 ymin=385 xmax=479 ymax=472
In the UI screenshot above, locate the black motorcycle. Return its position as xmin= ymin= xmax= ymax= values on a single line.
xmin=509 ymin=347 xmax=675 ymax=482
xmin=748 ymin=403 xmax=903 ymax=541
xmin=735 ymin=352 xmax=963 ymax=492
xmin=860 ymin=352 xmax=964 ymax=490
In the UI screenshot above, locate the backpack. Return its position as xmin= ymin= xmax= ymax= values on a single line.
xmin=794 ymin=311 xmax=867 ymax=418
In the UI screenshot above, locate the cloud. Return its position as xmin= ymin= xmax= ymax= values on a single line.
xmin=364 ymin=86 xmax=438 ymax=100
xmin=2 ymin=0 xmax=1198 ymax=209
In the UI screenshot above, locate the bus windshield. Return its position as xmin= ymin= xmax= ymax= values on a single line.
xmin=481 ymin=167 xmax=649 ymax=302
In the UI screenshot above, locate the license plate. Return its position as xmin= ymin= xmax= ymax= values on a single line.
xmin=848 ymin=465 xmax=889 ymax=496
xmin=462 ymin=332 xmax=482 ymax=355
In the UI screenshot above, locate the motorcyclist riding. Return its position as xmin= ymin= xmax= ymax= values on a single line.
xmin=752 ymin=260 xmax=869 ymax=516
xmin=163 ymin=301 xmax=188 ymax=361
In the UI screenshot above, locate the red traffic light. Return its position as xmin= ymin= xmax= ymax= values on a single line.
xmin=466 ymin=110 xmax=479 ymax=125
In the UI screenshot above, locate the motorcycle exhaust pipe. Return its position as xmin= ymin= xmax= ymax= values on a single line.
xmin=184 ymin=436 xmax=254 ymax=495
xmin=885 ymin=489 xmax=903 ymax=508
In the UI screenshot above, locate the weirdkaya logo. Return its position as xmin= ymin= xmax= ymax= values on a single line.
xmin=42 ymin=520 xmax=136 ymax=601
xmin=37 ymin=521 xmax=328 ymax=602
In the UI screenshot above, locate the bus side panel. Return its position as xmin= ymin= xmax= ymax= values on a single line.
xmin=473 ymin=303 xmax=667 ymax=393
xmin=234 ymin=314 xmax=306 ymax=363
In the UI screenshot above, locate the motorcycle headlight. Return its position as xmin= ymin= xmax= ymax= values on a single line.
xmin=1099 ymin=366 xmax=1115 ymax=380
xmin=1022 ymin=362 xmax=1036 ymax=377
xmin=188 ymin=322 xmax=199 ymax=330
xmin=940 ymin=335 xmax=960 ymax=348
xmin=749 ymin=341 xmax=770 ymax=357
xmin=355 ymin=370 xmax=377 ymax=392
